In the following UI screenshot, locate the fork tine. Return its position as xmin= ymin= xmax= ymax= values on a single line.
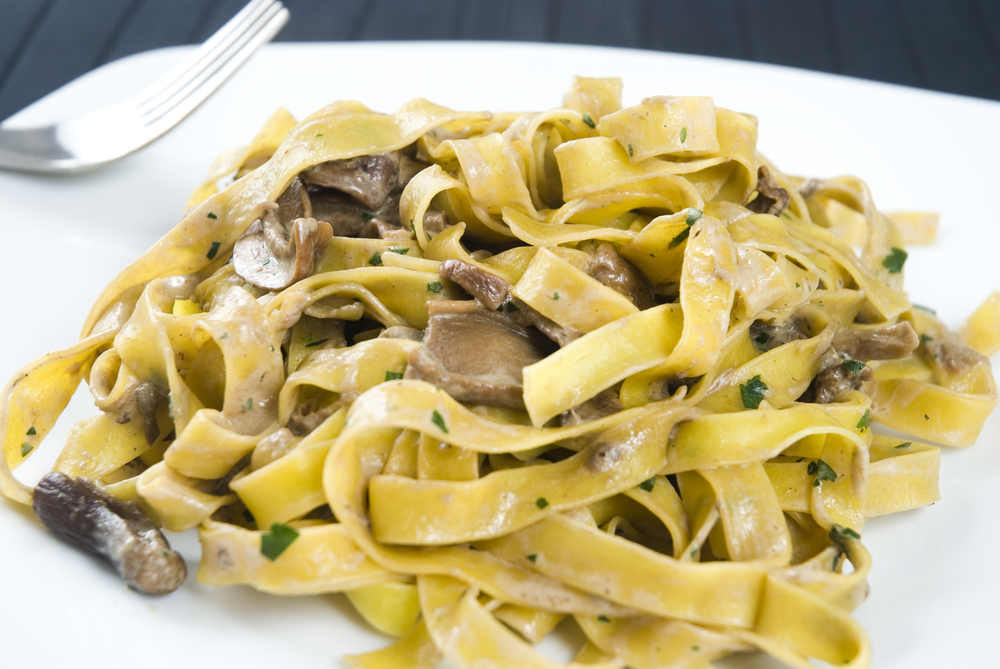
xmin=133 ymin=0 xmax=276 ymax=110
xmin=140 ymin=6 xmax=289 ymax=135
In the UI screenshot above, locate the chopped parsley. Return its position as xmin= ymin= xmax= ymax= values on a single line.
xmin=807 ymin=459 xmax=837 ymax=487
xmin=497 ymin=300 xmax=520 ymax=313
xmin=920 ymin=333 xmax=933 ymax=344
xmin=739 ymin=375 xmax=768 ymax=410
xmin=207 ymin=212 xmax=218 ymax=220
xmin=305 ymin=338 xmax=329 ymax=348
xmin=582 ymin=112 xmax=596 ymax=128
xmin=527 ymin=553 xmax=538 ymax=563
xmin=244 ymin=398 xmax=254 ymax=413
xmin=385 ymin=371 xmax=404 ymax=381
xmin=895 ymin=442 xmax=912 ymax=449
xmin=26 ymin=427 xmax=36 ymax=436
xmin=842 ymin=360 xmax=866 ymax=374
xmin=638 ymin=477 xmax=656 ymax=492
xmin=626 ymin=143 xmax=634 ymax=158
xmin=752 ymin=331 xmax=772 ymax=351
xmin=881 ymin=247 xmax=908 ymax=274
xmin=361 ymin=212 xmax=374 ymax=222
xmin=668 ymin=227 xmax=691 ymax=249
xmin=829 ymin=524 xmax=861 ymax=545
xmin=260 ymin=522 xmax=300 ymax=560
xmin=20 ymin=443 xmax=32 ymax=457
xmin=389 ymin=248 xmax=409 ymax=255
xmin=832 ymin=552 xmax=842 ymax=571
xmin=301 ymin=334 xmax=314 ymax=343
xmin=685 ymin=207 xmax=703 ymax=226
xmin=431 ymin=410 xmax=449 ymax=433
xmin=535 ymin=497 xmax=549 ymax=509
xmin=552 ymin=292 xmax=560 ymax=300
xmin=315 ymin=133 xmax=323 ymax=137
xmin=856 ymin=408 xmax=871 ymax=432
xmin=597 ymin=615 xmax=611 ymax=623
xmin=690 ymin=545 xmax=699 ymax=557
xmin=680 ymin=127 xmax=687 ymax=143
xmin=427 ymin=281 xmax=443 ymax=293
xmin=262 ymin=258 xmax=270 ymax=266
xmin=207 ymin=241 xmax=222 ymax=260
xmin=691 ymin=645 xmax=700 ymax=652
xmin=369 ymin=251 xmax=383 ymax=265
xmin=219 ymin=332 xmax=229 ymax=340
xmin=924 ymin=414 xmax=930 ymax=420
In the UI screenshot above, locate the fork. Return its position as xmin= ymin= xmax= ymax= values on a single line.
xmin=0 ymin=0 xmax=289 ymax=174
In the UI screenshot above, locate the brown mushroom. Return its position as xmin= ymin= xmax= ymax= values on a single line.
xmin=301 ymin=153 xmax=400 ymax=210
xmin=832 ymin=322 xmax=919 ymax=361
xmin=33 ymin=472 xmax=186 ymax=595
xmin=585 ymin=242 xmax=655 ymax=310
xmin=232 ymin=211 xmax=333 ymax=291
xmin=746 ymin=166 xmax=790 ymax=216
xmin=406 ymin=300 xmax=556 ymax=409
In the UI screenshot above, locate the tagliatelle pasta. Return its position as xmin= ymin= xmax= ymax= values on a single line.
xmin=2 ymin=77 xmax=998 ymax=669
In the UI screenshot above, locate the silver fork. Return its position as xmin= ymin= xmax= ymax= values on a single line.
xmin=0 ymin=0 xmax=289 ymax=174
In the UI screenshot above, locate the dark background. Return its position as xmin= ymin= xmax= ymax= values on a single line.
xmin=2 ymin=0 xmax=999 ymax=122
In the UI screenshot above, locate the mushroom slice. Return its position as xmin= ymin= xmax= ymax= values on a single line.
xmin=833 ymin=322 xmax=919 ymax=361
xmin=33 ymin=472 xmax=186 ymax=595
xmin=275 ymin=176 xmax=312 ymax=225
xmin=585 ymin=242 xmax=655 ymax=310
xmin=407 ymin=300 xmax=556 ymax=410
xmin=746 ymin=166 xmax=790 ymax=216
xmin=233 ymin=213 xmax=333 ymax=291
xmin=301 ymin=153 xmax=400 ymax=210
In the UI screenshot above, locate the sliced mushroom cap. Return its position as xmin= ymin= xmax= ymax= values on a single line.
xmin=407 ymin=300 xmax=556 ymax=410
xmin=233 ymin=214 xmax=333 ymax=291
xmin=275 ymin=175 xmax=312 ymax=225
xmin=746 ymin=165 xmax=790 ymax=216
xmin=585 ymin=242 xmax=655 ymax=310
xmin=33 ymin=472 xmax=186 ymax=595
xmin=301 ymin=153 xmax=400 ymax=210
xmin=832 ymin=322 xmax=919 ymax=361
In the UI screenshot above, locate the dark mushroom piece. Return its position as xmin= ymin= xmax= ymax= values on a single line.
xmin=561 ymin=387 xmax=624 ymax=427
xmin=438 ymin=259 xmax=579 ymax=347
xmin=232 ymin=211 xmax=333 ymax=291
xmin=301 ymin=153 xmax=401 ymax=210
xmin=811 ymin=351 xmax=875 ymax=404
xmin=585 ymin=242 xmax=655 ymax=310
xmin=406 ymin=300 xmax=556 ymax=410
xmin=746 ymin=166 xmax=790 ymax=217
xmin=33 ymin=472 xmax=186 ymax=595
xmin=832 ymin=322 xmax=919 ymax=361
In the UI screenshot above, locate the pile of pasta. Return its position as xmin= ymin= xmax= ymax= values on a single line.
xmin=2 ymin=77 xmax=999 ymax=669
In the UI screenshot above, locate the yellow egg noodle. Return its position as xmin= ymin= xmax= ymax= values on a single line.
xmin=2 ymin=77 xmax=998 ymax=668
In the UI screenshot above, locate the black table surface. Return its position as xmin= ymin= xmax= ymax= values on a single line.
xmin=2 ymin=0 xmax=999 ymax=122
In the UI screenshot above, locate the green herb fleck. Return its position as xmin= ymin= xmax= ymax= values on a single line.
xmin=207 ymin=212 xmax=218 ymax=220
xmin=369 ymin=251 xmax=383 ymax=265
xmin=582 ymin=112 xmax=596 ymax=128
xmin=385 ymin=371 xmax=404 ymax=382
xmin=924 ymin=414 xmax=930 ymax=420
xmin=390 ymin=248 xmax=409 ymax=255
xmin=691 ymin=645 xmax=700 ymax=652
xmin=305 ymin=338 xmax=329 ymax=348
xmin=832 ymin=552 xmax=842 ymax=571
xmin=527 ymin=553 xmax=538 ymax=563
xmin=920 ymin=333 xmax=933 ymax=344
xmin=598 ymin=615 xmax=611 ymax=623
xmin=739 ymin=375 xmax=768 ymax=409
xmin=680 ymin=127 xmax=687 ymax=143
xmin=842 ymin=360 xmax=866 ymax=374
xmin=638 ymin=477 xmax=656 ymax=492
xmin=552 ymin=292 xmax=560 ymax=300
xmin=431 ymin=410 xmax=449 ymax=433
xmin=353 ymin=297 xmax=362 ymax=303
xmin=207 ymin=241 xmax=221 ymax=260
xmin=497 ymin=300 xmax=520 ymax=313
xmin=244 ymin=398 xmax=254 ymax=413
xmin=895 ymin=442 xmax=912 ymax=449
xmin=856 ymin=408 xmax=871 ymax=431
xmin=26 ymin=427 xmax=36 ymax=436
xmin=361 ymin=212 xmax=374 ymax=222
xmin=881 ymin=247 xmax=908 ymax=274
xmin=219 ymin=332 xmax=228 ymax=340
xmin=685 ymin=208 xmax=703 ymax=226
xmin=807 ymin=459 xmax=837 ymax=487
xmin=260 ymin=522 xmax=300 ymax=561
xmin=690 ymin=545 xmax=699 ymax=557
xmin=20 ymin=443 xmax=32 ymax=457
xmin=668 ymin=227 xmax=690 ymax=249
xmin=795 ymin=282 xmax=800 ymax=288
xmin=315 ymin=133 xmax=323 ymax=137
xmin=262 ymin=258 xmax=270 ymax=266
xmin=535 ymin=497 xmax=549 ymax=509
xmin=752 ymin=331 xmax=772 ymax=351
xmin=913 ymin=304 xmax=937 ymax=314
xmin=427 ymin=281 xmax=443 ymax=293
xmin=829 ymin=524 xmax=861 ymax=545
xmin=301 ymin=333 xmax=314 ymax=343
xmin=627 ymin=143 xmax=634 ymax=158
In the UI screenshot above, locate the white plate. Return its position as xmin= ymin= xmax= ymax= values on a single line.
xmin=1 ymin=42 xmax=998 ymax=669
